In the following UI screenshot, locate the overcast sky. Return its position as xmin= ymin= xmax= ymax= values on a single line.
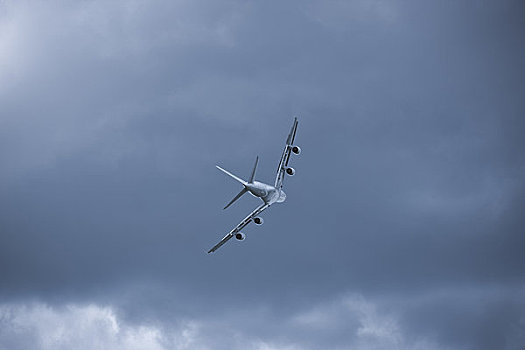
xmin=1 ymin=1 xmax=524 ymax=349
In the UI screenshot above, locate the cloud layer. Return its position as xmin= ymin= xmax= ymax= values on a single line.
xmin=0 ymin=294 xmax=441 ymax=350
xmin=1 ymin=0 xmax=524 ymax=349
xmin=3 ymin=286 xmax=523 ymax=350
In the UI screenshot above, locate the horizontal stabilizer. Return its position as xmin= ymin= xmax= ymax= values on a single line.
xmin=216 ymin=166 xmax=247 ymax=185
xmin=224 ymin=188 xmax=248 ymax=209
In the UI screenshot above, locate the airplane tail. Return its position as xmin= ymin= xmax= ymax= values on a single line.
xmin=248 ymin=156 xmax=258 ymax=184
xmin=217 ymin=156 xmax=259 ymax=209
xmin=216 ymin=166 xmax=247 ymax=185
xmin=223 ymin=188 xmax=248 ymax=209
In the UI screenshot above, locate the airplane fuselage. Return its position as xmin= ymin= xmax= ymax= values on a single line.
xmin=245 ymin=181 xmax=286 ymax=205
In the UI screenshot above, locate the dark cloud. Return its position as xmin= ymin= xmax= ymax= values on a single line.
xmin=1 ymin=0 xmax=524 ymax=349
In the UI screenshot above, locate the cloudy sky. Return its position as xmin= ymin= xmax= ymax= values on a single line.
xmin=1 ymin=0 xmax=524 ymax=349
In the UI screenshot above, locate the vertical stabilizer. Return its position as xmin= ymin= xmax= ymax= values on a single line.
xmin=248 ymin=156 xmax=259 ymax=183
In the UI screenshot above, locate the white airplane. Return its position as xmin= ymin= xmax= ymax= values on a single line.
xmin=208 ymin=117 xmax=300 ymax=253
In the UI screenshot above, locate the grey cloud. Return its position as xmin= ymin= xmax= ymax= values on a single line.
xmin=1 ymin=0 xmax=524 ymax=349
xmin=0 ymin=293 xmax=450 ymax=350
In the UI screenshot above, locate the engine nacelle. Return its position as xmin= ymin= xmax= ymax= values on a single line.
xmin=253 ymin=217 xmax=264 ymax=225
xmin=291 ymin=145 xmax=301 ymax=155
xmin=285 ymin=167 xmax=295 ymax=176
xmin=235 ymin=232 xmax=246 ymax=241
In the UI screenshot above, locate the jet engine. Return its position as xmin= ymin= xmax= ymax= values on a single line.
xmin=291 ymin=145 xmax=301 ymax=155
xmin=285 ymin=167 xmax=295 ymax=176
xmin=235 ymin=232 xmax=246 ymax=241
xmin=253 ymin=217 xmax=264 ymax=225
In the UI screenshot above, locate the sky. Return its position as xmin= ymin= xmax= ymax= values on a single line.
xmin=1 ymin=0 xmax=524 ymax=349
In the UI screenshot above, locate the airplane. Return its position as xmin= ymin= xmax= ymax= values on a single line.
xmin=208 ymin=117 xmax=300 ymax=253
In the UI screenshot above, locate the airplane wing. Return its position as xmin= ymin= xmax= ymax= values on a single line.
xmin=208 ymin=202 xmax=271 ymax=253
xmin=274 ymin=117 xmax=298 ymax=189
